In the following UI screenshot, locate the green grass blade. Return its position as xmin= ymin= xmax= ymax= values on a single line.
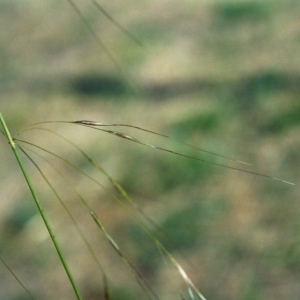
xmin=17 ymin=127 xmax=195 ymax=264
xmin=15 ymin=133 xmax=203 ymax=298
xmin=16 ymin=127 xmax=198 ymax=265
xmin=18 ymin=142 xmax=158 ymax=299
xmin=14 ymin=127 xmax=210 ymax=298
xmin=0 ymin=113 xmax=83 ymax=300
xmin=19 ymin=145 xmax=112 ymax=299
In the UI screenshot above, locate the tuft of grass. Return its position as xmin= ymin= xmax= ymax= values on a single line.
xmin=1 ymin=112 xmax=295 ymax=299
xmin=1 ymin=2 xmax=298 ymax=299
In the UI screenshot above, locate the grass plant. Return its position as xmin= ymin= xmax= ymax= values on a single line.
xmin=0 ymin=1 xmax=298 ymax=299
xmin=0 ymin=112 xmax=294 ymax=299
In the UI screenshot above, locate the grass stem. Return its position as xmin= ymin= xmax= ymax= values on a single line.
xmin=0 ymin=112 xmax=83 ymax=300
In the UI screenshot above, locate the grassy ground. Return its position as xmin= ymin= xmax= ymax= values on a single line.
xmin=1 ymin=0 xmax=300 ymax=299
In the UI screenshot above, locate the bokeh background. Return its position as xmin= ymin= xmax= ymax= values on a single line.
xmin=1 ymin=0 xmax=300 ymax=299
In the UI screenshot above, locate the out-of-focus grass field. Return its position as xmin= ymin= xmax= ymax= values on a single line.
xmin=1 ymin=0 xmax=300 ymax=299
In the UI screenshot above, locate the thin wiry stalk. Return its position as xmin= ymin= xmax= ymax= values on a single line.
xmin=14 ymin=136 xmax=207 ymax=299
xmin=20 ymin=126 xmax=196 ymax=263
xmin=65 ymin=0 xmax=137 ymax=93
xmin=18 ymin=146 xmax=112 ymax=300
xmin=73 ymin=120 xmax=250 ymax=165
xmin=0 ymin=257 xmax=35 ymax=300
xmin=18 ymin=143 xmax=159 ymax=300
xmin=15 ymin=138 xmax=117 ymax=197
xmin=66 ymin=0 xmax=121 ymax=72
xmin=17 ymin=127 xmax=165 ymax=230
xmin=14 ymin=120 xmax=295 ymax=299
xmin=0 ymin=113 xmax=83 ymax=300
xmin=19 ymin=120 xmax=295 ymax=185
xmin=90 ymin=210 xmax=159 ymax=300
xmin=83 ymin=124 xmax=294 ymax=185
xmin=18 ymin=127 xmax=196 ymax=268
xmin=14 ymin=134 xmax=163 ymax=242
xmin=91 ymin=0 xmax=144 ymax=48
xmin=18 ymin=120 xmax=251 ymax=165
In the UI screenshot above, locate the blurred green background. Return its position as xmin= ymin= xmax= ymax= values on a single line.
xmin=1 ymin=0 xmax=300 ymax=299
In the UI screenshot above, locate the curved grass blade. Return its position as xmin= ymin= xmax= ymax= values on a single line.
xmin=18 ymin=120 xmax=295 ymax=185
xmin=18 ymin=127 xmax=197 ymax=268
xmin=89 ymin=210 xmax=159 ymax=300
xmin=17 ymin=127 xmax=165 ymax=224
xmin=17 ymin=142 xmax=159 ymax=300
xmin=15 ymin=123 xmax=295 ymax=297
xmin=19 ymin=120 xmax=250 ymax=165
xmin=73 ymin=120 xmax=250 ymax=165
xmin=18 ymin=146 xmax=112 ymax=300
xmin=15 ymin=137 xmax=206 ymax=299
xmin=0 ymin=257 xmax=36 ymax=300
xmin=73 ymin=122 xmax=294 ymax=185
xmin=17 ymin=127 xmax=197 ymax=268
